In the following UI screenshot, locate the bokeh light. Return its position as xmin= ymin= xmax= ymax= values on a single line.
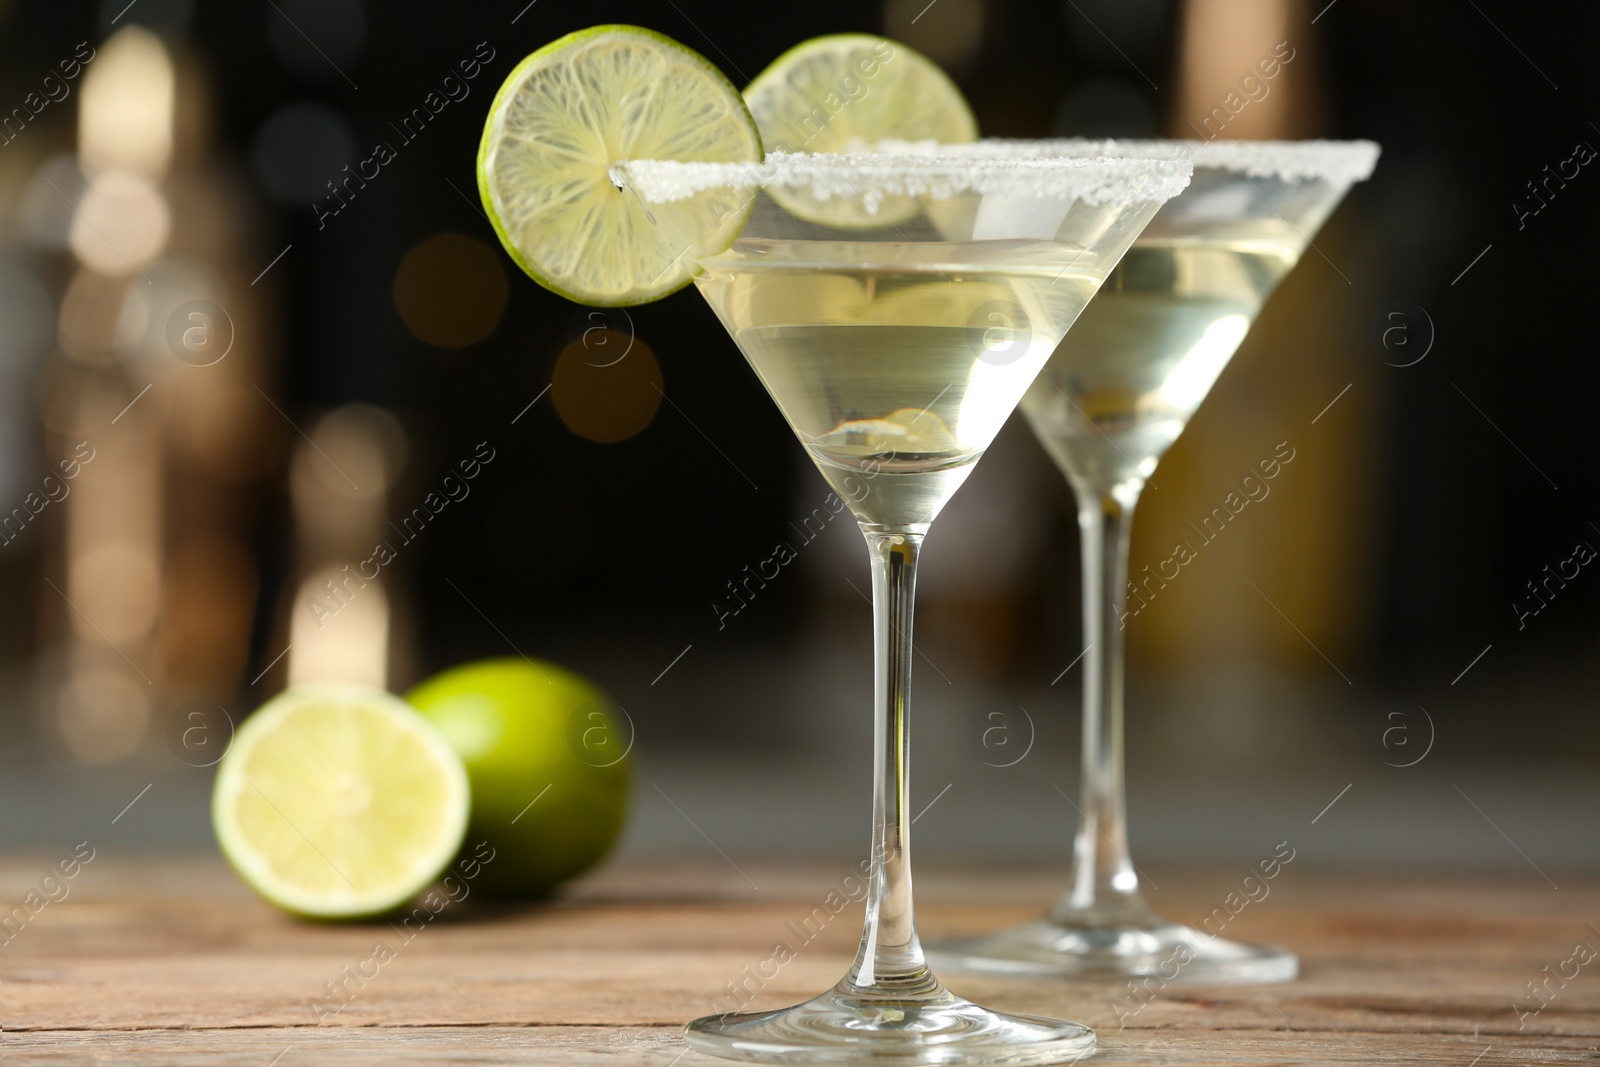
xmin=1175 ymin=0 xmax=1295 ymax=140
xmin=288 ymin=404 xmax=408 ymax=566
xmin=249 ymin=102 xmax=355 ymax=205
xmin=287 ymin=563 xmax=390 ymax=689
xmin=68 ymin=170 xmax=170 ymax=275
xmin=79 ymin=26 xmax=175 ymax=177
xmin=56 ymin=665 xmax=151 ymax=766
xmin=550 ymin=331 xmax=662 ymax=443
xmin=70 ymin=541 xmax=163 ymax=645
xmin=392 ymin=233 xmax=508 ymax=349
xmin=293 ymin=404 xmax=406 ymax=503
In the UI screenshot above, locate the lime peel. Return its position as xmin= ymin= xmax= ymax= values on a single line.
xmin=407 ymin=658 xmax=630 ymax=897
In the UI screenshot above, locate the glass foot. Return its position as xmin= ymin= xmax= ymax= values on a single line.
xmin=685 ymin=979 xmax=1095 ymax=1065
xmin=929 ymin=918 xmax=1298 ymax=984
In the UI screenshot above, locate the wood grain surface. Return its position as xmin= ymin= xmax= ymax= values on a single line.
xmin=2 ymin=854 xmax=1595 ymax=1064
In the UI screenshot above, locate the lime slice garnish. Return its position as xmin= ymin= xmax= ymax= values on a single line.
xmin=477 ymin=25 xmax=763 ymax=307
xmin=212 ymin=684 xmax=470 ymax=918
xmin=743 ymin=34 xmax=978 ymax=227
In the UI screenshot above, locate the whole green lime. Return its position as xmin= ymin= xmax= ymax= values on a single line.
xmin=407 ymin=658 xmax=630 ymax=895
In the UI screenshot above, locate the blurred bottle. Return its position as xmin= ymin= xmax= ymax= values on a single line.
xmin=29 ymin=24 xmax=282 ymax=764
xmin=276 ymin=403 xmax=415 ymax=691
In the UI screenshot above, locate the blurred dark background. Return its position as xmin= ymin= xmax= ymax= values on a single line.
xmin=0 ymin=0 xmax=1594 ymax=878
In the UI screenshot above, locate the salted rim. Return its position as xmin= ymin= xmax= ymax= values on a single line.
xmin=875 ymin=138 xmax=1380 ymax=185
xmin=612 ymin=150 xmax=1193 ymax=206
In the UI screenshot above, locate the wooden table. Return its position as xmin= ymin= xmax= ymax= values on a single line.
xmin=2 ymin=854 xmax=1595 ymax=1064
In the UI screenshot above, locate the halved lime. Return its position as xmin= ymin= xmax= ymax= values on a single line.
xmin=212 ymin=684 xmax=470 ymax=919
xmin=477 ymin=25 xmax=763 ymax=306
xmin=743 ymin=34 xmax=978 ymax=227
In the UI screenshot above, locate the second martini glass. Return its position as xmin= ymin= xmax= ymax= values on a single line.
xmin=618 ymin=149 xmax=1191 ymax=1063
xmin=929 ymin=139 xmax=1380 ymax=983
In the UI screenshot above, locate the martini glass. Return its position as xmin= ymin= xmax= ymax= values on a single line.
xmin=616 ymin=149 xmax=1192 ymax=1064
xmin=926 ymin=140 xmax=1380 ymax=983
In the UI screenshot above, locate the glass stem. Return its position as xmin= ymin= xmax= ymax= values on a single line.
xmin=1053 ymin=484 xmax=1158 ymax=926
xmin=844 ymin=523 xmax=940 ymax=998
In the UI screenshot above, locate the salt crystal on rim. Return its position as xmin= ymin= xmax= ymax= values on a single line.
xmin=612 ymin=150 xmax=1193 ymax=207
xmin=875 ymin=138 xmax=1380 ymax=186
